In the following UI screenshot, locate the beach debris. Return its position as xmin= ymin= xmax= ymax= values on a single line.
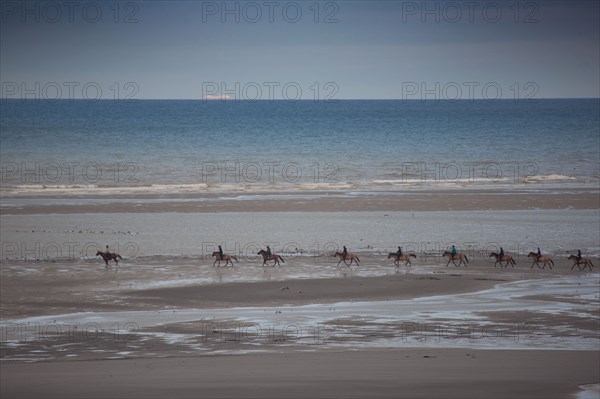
xmin=280 ymin=286 xmax=289 ymax=291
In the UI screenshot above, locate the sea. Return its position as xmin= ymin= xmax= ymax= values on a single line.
xmin=1 ymin=99 xmax=599 ymax=259
xmin=1 ymin=99 xmax=599 ymax=195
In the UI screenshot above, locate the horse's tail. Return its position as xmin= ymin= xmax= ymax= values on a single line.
xmin=117 ymin=254 xmax=123 ymax=260
xmin=550 ymin=258 xmax=554 ymax=266
xmin=410 ymin=254 xmax=416 ymax=258
xmin=279 ymin=256 xmax=285 ymax=263
xmin=356 ymin=256 xmax=360 ymax=262
xmin=464 ymin=255 xmax=469 ymax=263
xmin=511 ymin=258 xmax=516 ymax=265
xmin=232 ymin=256 xmax=239 ymax=262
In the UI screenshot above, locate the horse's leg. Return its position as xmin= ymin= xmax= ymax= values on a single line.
xmin=445 ymin=259 xmax=451 ymax=267
xmin=337 ymin=259 xmax=343 ymax=266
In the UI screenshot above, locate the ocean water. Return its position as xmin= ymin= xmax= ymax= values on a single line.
xmin=1 ymin=99 xmax=599 ymax=195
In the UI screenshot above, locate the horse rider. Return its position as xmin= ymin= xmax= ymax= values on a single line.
xmin=536 ymin=247 xmax=541 ymax=261
xmin=451 ymin=245 xmax=457 ymax=258
xmin=266 ymin=246 xmax=272 ymax=256
xmin=396 ymin=246 xmax=403 ymax=258
xmin=499 ymin=247 xmax=504 ymax=261
xmin=576 ymin=249 xmax=582 ymax=263
xmin=105 ymin=245 xmax=112 ymax=258
xmin=218 ymin=245 xmax=224 ymax=260
xmin=342 ymin=246 xmax=348 ymax=257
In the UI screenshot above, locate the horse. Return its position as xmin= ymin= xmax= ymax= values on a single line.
xmin=211 ymin=251 xmax=238 ymax=267
xmin=334 ymin=251 xmax=360 ymax=267
xmin=257 ymin=249 xmax=285 ymax=267
xmin=489 ymin=252 xmax=516 ymax=268
xmin=96 ymin=251 xmax=123 ymax=267
xmin=527 ymin=252 xmax=554 ymax=269
xmin=388 ymin=252 xmax=417 ymax=267
xmin=568 ymin=255 xmax=594 ymax=271
xmin=442 ymin=251 xmax=468 ymax=267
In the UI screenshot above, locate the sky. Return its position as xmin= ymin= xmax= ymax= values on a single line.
xmin=1 ymin=0 xmax=599 ymax=99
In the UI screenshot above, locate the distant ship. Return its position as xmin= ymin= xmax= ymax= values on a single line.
xmin=203 ymin=95 xmax=231 ymax=101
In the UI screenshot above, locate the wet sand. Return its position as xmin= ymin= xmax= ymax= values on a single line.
xmin=1 ymin=254 xmax=594 ymax=318
xmin=1 ymin=187 xmax=599 ymax=214
xmin=2 ymin=349 xmax=599 ymax=399
xmin=1 ymin=190 xmax=599 ymax=398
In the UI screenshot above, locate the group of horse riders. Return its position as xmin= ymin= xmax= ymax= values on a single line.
xmin=100 ymin=244 xmax=589 ymax=268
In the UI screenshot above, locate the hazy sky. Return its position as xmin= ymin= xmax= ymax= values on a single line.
xmin=1 ymin=0 xmax=599 ymax=99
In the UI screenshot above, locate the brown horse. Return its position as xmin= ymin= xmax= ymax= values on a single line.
xmin=388 ymin=252 xmax=417 ymax=267
xmin=489 ymin=252 xmax=516 ymax=268
xmin=211 ymin=251 xmax=238 ymax=267
xmin=257 ymin=249 xmax=285 ymax=267
xmin=96 ymin=251 xmax=123 ymax=267
xmin=568 ymin=255 xmax=594 ymax=271
xmin=442 ymin=251 xmax=469 ymax=267
xmin=527 ymin=252 xmax=554 ymax=269
xmin=334 ymin=251 xmax=360 ymax=267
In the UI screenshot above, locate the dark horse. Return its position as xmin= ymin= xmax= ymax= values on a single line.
xmin=257 ymin=249 xmax=285 ymax=267
xmin=96 ymin=251 xmax=123 ymax=267
xmin=387 ymin=252 xmax=417 ymax=267
xmin=568 ymin=255 xmax=594 ymax=271
xmin=442 ymin=251 xmax=469 ymax=267
xmin=489 ymin=252 xmax=516 ymax=268
xmin=527 ymin=252 xmax=554 ymax=270
xmin=211 ymin=251 xmax=238 ymax=267
xmin=334 ymin=251 xmax=360 ymax=267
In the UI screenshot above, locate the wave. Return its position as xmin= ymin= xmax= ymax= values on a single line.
xmin=372 ymin=174 xmax=580 ymax=185
xmin=0 ymin=174 xmax=590 ymax=197
xmin=522 ymin=174 xmax=577 ymax=183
